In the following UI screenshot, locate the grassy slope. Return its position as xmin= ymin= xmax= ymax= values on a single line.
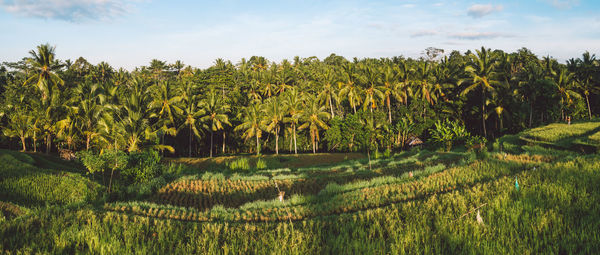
xmin=1 ymin=123 xmax=600 ymax=254
xmin=519 ymin=120 xmax=600 ymax=152
xmin=0 ymin=150 xmax=102 ymax=207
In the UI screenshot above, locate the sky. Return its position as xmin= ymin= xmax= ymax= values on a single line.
xmin=1 ymin=0 xmax=599 ymax=69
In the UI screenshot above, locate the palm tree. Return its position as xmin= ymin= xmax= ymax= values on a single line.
xmin=380 ymin=66 xmax=399 ymax=122
xmin=3 ymin=106 xmax=32 ymax=151
xmin=396 ymin=60 xmax=413 ymax=107
xmin=199 ymin=90 xmax=231 ymax=157
xmin=358 ymin=63 xmax=384 ymax=113
xmin=235 ymin=104 xmax=264 ymax=155
xmin=149 ymin=80 xmax=183 ymax=149
xmin=316 ymin=66 xmax=338 ymax=118
xmin=553 ymin=68 xmax=580 ymax=120
xmin=261 ymin=96 xmax=284 ymax=154
xmin=298 ymin=95 xmax=330 ymax=153
xmin=338 ymin=63 xmax=362 ymax=114
xmin=282 ymin=88 xmax=304 ymax=154
xmin=24 ymin=44 xmax=64 ymax=104
xmin=568 ymin=52 xmax=598 ymax=119
xmin=179 ymin=81 xmax=205 ymax=157
xmin=71 ymin=82 xmax=105 ymax=150
xmin=461 ymin=47 xmax=500 ymax=137
xmin=414 ymin=61 xmax=440 ymax=105
xmin=119 ymin=77 xmax=153 ymax=152
xmin=260 ymin=71 xmax=277 ymax=99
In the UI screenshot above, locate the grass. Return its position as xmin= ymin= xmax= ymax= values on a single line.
xmin=166 ymin=152 xmax=365 ymax=171
xmin=1 ymin=122 xmax=600 ymax=253
xmin=0 ymin=151 xmax=102 ymax=206
xmin=519 ymin=120 xmax=600 ymax=152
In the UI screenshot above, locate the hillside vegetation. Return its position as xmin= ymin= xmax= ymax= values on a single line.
xmin=1 ymin=122 xmax=600 ymax=254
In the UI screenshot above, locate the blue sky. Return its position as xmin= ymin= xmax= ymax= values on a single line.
xmin=1 ymin=0 xmax=599 ymax=69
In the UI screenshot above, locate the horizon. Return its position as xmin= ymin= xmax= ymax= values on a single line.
xmin=2 ymin=0 xmax=600 ymax=69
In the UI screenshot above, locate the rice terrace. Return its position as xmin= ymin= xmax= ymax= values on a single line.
xmin=1 ymin=0 xmax=600 ymax=254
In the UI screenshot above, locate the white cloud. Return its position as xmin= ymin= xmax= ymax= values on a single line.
xmin=545 ymin=0 xmax=579 ymax=9
xmin=449 ymin=31 xmax=512 ymax=40
xmin=467 ymin=4 xmax=503 ymax=18
xmin=0 ymin=0 xmax=134 ymax=22
xmin=411 ymin=30 xmax=438 ymax=38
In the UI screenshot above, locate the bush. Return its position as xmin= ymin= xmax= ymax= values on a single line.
xmin=429 ymin=120 xmax=472 ymax=151
xmin=228 ymin=158 xmax=251 ymax=171
xmin=256 ymin=158 xmax=267 ymax=170
xmin=466 ymin=136 xmax=487 ymax=151
xmin=122 ymin=151 xmax=162 ymax=184
xmin=384 ymin=148 xmax=391 ymax=158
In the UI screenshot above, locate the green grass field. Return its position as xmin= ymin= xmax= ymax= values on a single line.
xmin=1 ymin=123 xmax=600 ymax=254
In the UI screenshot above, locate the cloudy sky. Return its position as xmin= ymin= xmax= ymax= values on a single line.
xmin=1 ymin=0 xmax=599 ymax=69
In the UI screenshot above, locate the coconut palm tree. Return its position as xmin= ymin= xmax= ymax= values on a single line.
xmin=316 ymin=66 xmax=338 ymax=118
xmin=235 ymin=104 xmax=264 ymax=155
xmin=179 ymin=81 xmax=205 ymax=157
xmin=298 ymin=95 xmax=330 ymax=153
xmin=553 ymin=68 xmax=581 ymax=120
xmin=199 ymin=90 xmax=231 ymax=157
xmin=71 ymin=81 xmax=106 ymax=150
xmin=261 ymin=96 xmax=284 ymax=154
xmin=568 ymin=52 xmax=598 ymax=119
xmin=358 ymin=63 xmax=384 ymax=113
xmin=461 ymin=47 xmax=500 ymax=137
xmin=149 ymin=80 xmax=182 ymax=149
xmin=282 ymin=88 xmax=304 ymax=154
xmin=338 ymin=63 xmax=362 ymax=114
xmin=24 ymin=44 xmax=64 ymax=104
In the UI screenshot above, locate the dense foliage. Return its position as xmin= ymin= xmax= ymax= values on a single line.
xmin=1 ymin=45 xmax=599 ymax=157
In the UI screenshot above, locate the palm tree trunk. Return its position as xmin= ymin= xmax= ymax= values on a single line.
xmin=46 ymin=133 xmax=51 ymax=154
xmin=222 ymin=132 xmax=226 ymax=154
xmin=387 ymin=95 xmax=392 ymax=123
xmin=108 ymin=168 xmax=115 ymax=193
xmin=586 ymin=93 xmax=592 ymax=120
xmin=210 ymin=130 xmax=214 ymax=158
xmin=482 ymin=90 xmax=487 ymax=137
xmin=275 ymin=126 xmax=279 ymax=155
xmin=293 ymin=125 xmax=298 ymax=154
xmin=33 ymin=132 xmax=37 ymax=152
xmin=529 ymin=101 xmax=533 ymax=128
xmin=189 ymin=123 xmax=192 ymax=157
xmin=20 ymin=136 xmax=26 ymax=152
xmin=256 ymin=132 xmax=260 ymax=155
xmin=352 ymin=100 xmax=356 ymax=114
xmin=329 ymin=95 xmax=335 ymax=118
xmin=86 ymin=135 xmax=91 ymax=150
xmin=312 ymin=133 xmax=316 ymax=154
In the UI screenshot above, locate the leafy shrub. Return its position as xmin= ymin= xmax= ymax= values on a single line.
xmin=429 ymin=120 xmax=471 ymax=151
xmin=373 ymin=149 xmax=381 ymax=159
xmin=384 ymin=148 xmax=391 ymax=158
xmin=256 ymin=158 xmax=267 ymax=170
xmin=122 ymin=151 xmax=162 ymax=184
xmin=228 ymin=157 xmax=251 ymax=171
xmin=466 ymin=136 xmax=487 ymax=151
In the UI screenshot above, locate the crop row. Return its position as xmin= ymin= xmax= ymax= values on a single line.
xmin=108 ymin=158 xmax=531 ymax=222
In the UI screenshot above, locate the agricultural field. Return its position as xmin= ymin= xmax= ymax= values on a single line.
xmin=519 ymin=120 xmax=600 ymax=151
xmin=1 ymin=123 xmax=600 ymax=254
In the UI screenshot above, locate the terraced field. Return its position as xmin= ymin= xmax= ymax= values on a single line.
xmin=1 ymin=123 xmax=600 ymax=254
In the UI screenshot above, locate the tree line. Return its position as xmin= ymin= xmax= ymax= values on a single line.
xmin=0 ymin=44 xmax=598 ymax=157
